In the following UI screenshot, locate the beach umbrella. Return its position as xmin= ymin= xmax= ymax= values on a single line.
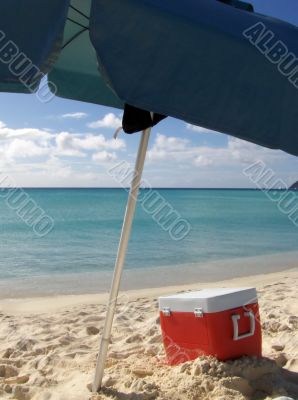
xmin=0 ymin=0 xmax=298 ymax=392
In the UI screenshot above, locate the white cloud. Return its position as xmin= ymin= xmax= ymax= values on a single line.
xmin=72 ymin=134 xmax=125 ymax=151
xmin=186 ymin=124 xmax=218 ymax=134
xmin=0 ymin=123 xmax=53 ymax=142
xmin=92 ymin=151 xmax=117 ymax=163
xmin=88 ymin=113 xmax=122 ymax=129
xmin=55 ymin=132 xmax=125 ymax=157
xmin=227 ymin=137 xmax=285 ymax=164
xmin=148 ymin=134 xmax=286 ymax=167
xmin=41 ymin=156 xmax=73 ymax=179
xmin=0 ymin=122 xmax=53 ymax=161
xmin=61 ymin=112 xmax=88 ymax=119
xmin=55 ymin=132 xmax=85 ymax=157
xmin=0 ymin=121 xmax=126 ymax=169
xmin=147 ymin=134 xmax=190 ymax=162
xmin=154 ymin=134 xmax=189 ymax=151
xmin=192 ymin=155 xmax=213 ymax=167
xmin=5 ymin=139 xmax=50 ymax=159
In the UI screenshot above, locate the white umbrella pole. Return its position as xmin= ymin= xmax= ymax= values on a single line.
xmin=93 ymin=124 xmax=152 ymax=393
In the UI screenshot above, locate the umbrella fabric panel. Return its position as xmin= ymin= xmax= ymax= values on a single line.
xmin=48 ymin=29 xmax=123 ymax=108
xmin=0 ymin=0 xmax=69 ymax=93
xmin=48 ymin=0 xmax=123 ymax=108
xmin=90 ymin=0 xmax=298 ymax=156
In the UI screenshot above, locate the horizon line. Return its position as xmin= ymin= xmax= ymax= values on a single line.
xmin=0 ymin=187 xmax=295 ymax=190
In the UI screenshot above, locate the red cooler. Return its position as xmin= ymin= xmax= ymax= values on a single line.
xmin=159 ymin=287 xmax=262 ymax=365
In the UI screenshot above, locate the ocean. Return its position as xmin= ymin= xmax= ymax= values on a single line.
xmin=0 ymin=188 xmax=297 ymax=297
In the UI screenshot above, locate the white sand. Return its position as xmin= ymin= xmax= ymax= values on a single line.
xmin=0 ymin=269 xmax=297 ymax=400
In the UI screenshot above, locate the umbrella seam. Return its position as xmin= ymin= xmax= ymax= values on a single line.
xmin=66 ymin=17 xmax=89 ymax=30
xmin=69 ymin=4 xmax=90 ymax=21
xmin=62 ymin=27 xmax=89 ymax=49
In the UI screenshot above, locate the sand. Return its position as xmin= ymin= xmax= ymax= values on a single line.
xmin=0 ymin=268 xmax=297 ymax=400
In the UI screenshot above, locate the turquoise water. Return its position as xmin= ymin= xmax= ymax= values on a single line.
xmin=0 ymin=188 xmax=297 ymax=296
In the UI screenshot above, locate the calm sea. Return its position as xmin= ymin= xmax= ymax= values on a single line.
xmin=0 ymin=188 xmax=297 ymax=297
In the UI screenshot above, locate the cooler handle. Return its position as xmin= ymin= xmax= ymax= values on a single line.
xmin=232 ymin=311 xmax=255 ymax=341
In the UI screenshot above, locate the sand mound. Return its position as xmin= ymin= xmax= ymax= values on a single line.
xmin=0 ymin=270 xmax=297 ymax=400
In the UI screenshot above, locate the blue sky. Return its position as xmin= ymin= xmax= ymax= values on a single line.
xmin=0 ymin=0 xmax=297 ymax=188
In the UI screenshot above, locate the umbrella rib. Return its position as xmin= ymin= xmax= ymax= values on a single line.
xmin=69 ymin=5 xmax=90 ymax=20
xmin=62 ymin=27 xmax=88 ymax=49
xmin=67 ymin=17 xmax=89 ymax=30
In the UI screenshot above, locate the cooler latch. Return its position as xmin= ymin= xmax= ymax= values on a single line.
xmin=161 ymin=307 xmax=171 ymax=316
xmin=194 ymin=308 xmax=204 ymax=318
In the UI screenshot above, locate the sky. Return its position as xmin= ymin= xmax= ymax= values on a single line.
xmin=0 ymin=0 xmax=297 ymax=189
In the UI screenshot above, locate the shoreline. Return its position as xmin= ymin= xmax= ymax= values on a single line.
xmin=0 ymin=250 xmax=297 ymax=301
xmin=0 ymin=266 xmax=297 ymax=315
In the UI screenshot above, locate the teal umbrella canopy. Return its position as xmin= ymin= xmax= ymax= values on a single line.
xmin=0 ymin=0 xmax=122 ymax=108
xmin=48 ymin=0 xmax=122 ymax=108
xmin=0 ymin=0 xmax=298 ymax=156
xmin=0 ymin=0 xmax=69 ymax=94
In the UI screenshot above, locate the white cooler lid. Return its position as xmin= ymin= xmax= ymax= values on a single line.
xmin=159 ymin=287 xmax=257 ymax=313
